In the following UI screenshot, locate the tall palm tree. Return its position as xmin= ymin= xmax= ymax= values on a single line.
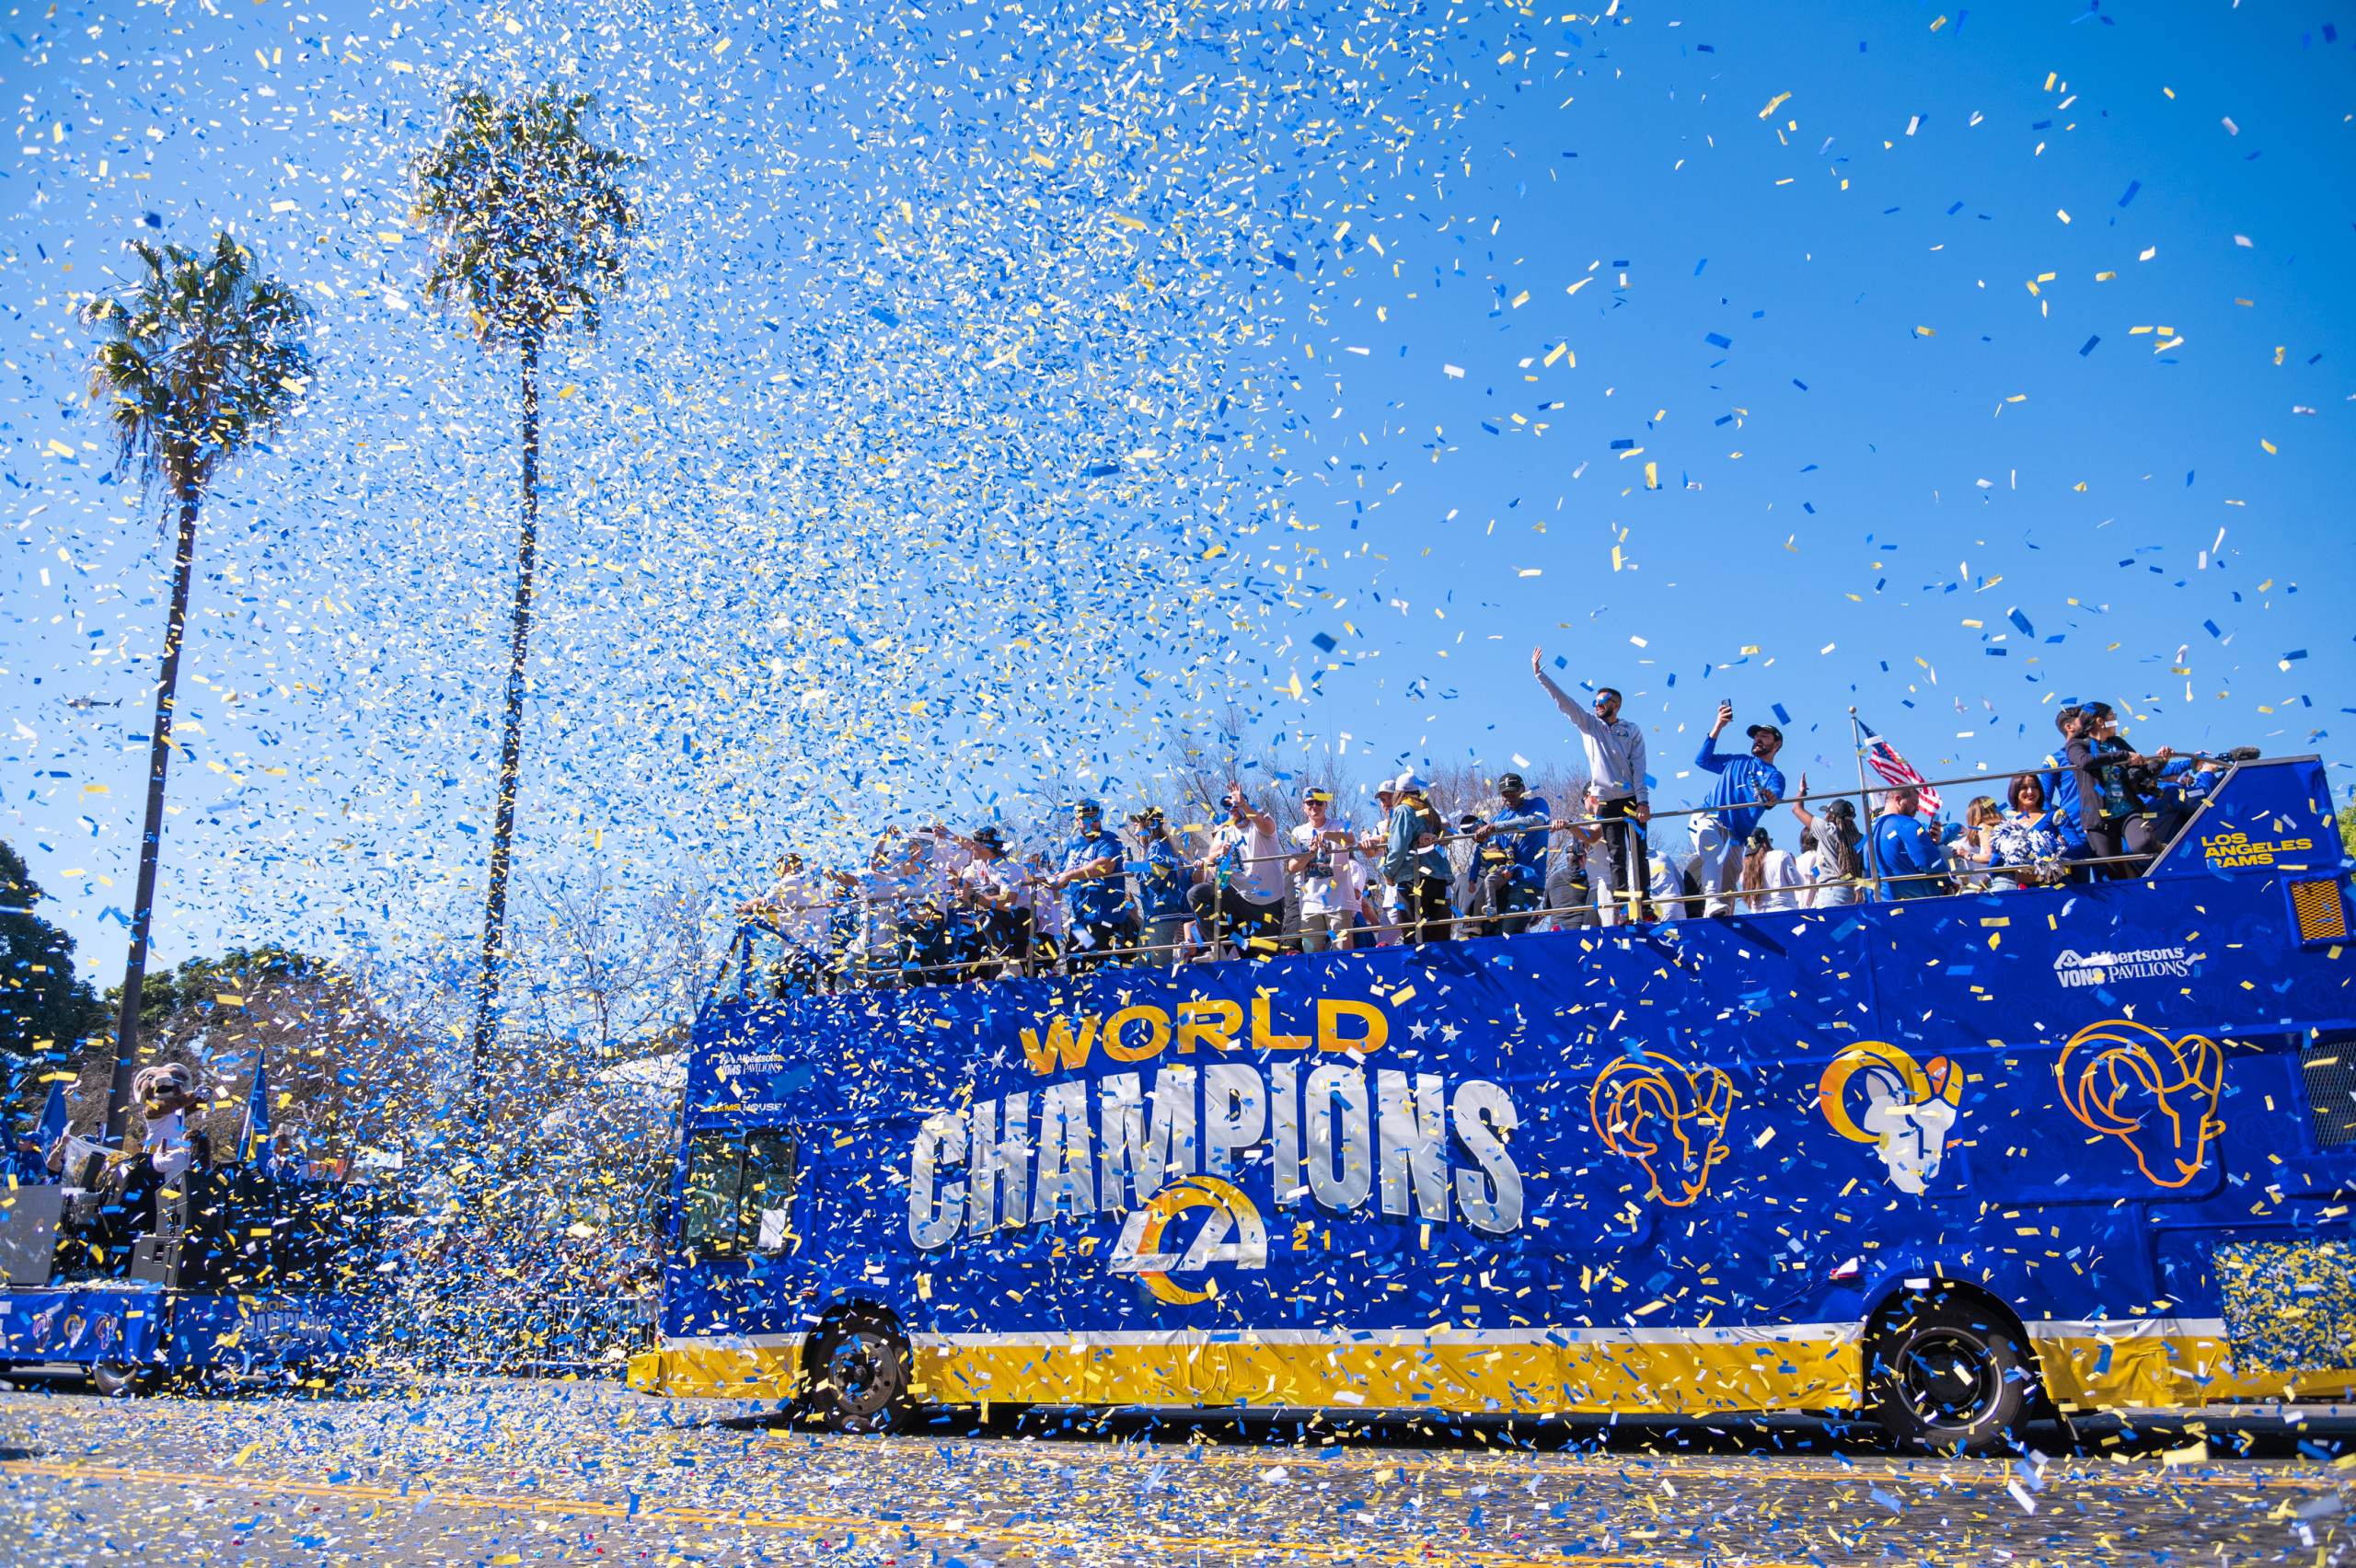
xmin=82 ymin=231 xmax=313 ymax=1147
xmin=412 ymin=90 xmax=638 ymax=1095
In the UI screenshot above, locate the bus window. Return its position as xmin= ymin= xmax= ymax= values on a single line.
xmin=680 ymin=1131 xmax=746 ymax=1256
xmin=741 ymin=1131 xmax=802 ymax=1253
xmin=2300 ymin=1030 xmax=2356 ymax=1148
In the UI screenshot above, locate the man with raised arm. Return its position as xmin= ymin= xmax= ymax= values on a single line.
xmin=1530 ymin=646 xmax=1651 ymax=925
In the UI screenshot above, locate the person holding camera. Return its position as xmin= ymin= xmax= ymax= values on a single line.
xmin=1128 ymin=807 xmax=1195 ymax=965
xmin=1188 ymin=784 xmax=1286 ymax=960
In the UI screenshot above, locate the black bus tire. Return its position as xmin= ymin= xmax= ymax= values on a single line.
xmin=89 ymin=1361 xmax=159 ymax=1399
xmin=804 ymin=1309 xmax=914 ymax=1435
xmin=1866 ymin=1292 xmax=2035 ymax=1455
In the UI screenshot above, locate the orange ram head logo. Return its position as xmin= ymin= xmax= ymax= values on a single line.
xmin=1589 ymin=1051 xmax=1737 ymax=1208
xmin=2054 ymin=1020 xmax=2227 ymax=1188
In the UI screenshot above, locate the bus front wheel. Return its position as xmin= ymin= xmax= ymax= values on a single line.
xmin=1866 ymin=1293 xmax=2033 ymax=1455
xmin=805 ymin=1309 xmax=913 ymax=1435
xmin=89 ymin=1361 xmax=159 ymax=1399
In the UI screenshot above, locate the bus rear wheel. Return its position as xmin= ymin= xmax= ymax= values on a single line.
xmin=805 ymin=1309 xmax=913 ymax=1435
xmin=1867 ymin=1293 xmax=2033 ymax=1455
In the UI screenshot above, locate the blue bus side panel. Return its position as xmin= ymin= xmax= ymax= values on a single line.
xmin=168 ymin=1293 xmax=375 ymax=1371
xmin=653 ymin=760 xmax=2355 ymax=1414
xmin=0 ymin=1286 xmax=167 ymax=1364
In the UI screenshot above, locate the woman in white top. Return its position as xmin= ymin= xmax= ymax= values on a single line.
xmin=1738 ymin=827 xmax=1807 ymax=912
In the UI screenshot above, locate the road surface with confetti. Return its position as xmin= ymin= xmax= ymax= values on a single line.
xmin=0 ymin=1379 xmax=2350 ymax=1567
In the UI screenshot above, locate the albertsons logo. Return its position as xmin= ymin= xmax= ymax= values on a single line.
xmin=2054 ymin=946 xmax=2191 ymax=988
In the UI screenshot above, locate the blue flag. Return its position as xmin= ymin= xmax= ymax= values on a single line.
xmin=239 ymin=1052 xmax=271 ymax=1164
xmin=32 ymin=1075 xmax=69 ymax=1147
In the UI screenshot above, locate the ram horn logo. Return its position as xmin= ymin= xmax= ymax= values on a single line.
xmin=2055 ymin=1020 xmax=2227 ymax=1188
xmin=1817 ymin=1042 xmax=1964 ymax=1195
xmin=1107 ymin=1175 xmax=1267 ymax=1306
xmin=1590 ymin=1051 xmax=1736 ymax=1208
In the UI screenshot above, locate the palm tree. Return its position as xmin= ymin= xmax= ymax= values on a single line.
xmin=81 ymin=231 xmax=313 ymax=1147
xmin=411 ymin=90 xmax=638 ymax=1095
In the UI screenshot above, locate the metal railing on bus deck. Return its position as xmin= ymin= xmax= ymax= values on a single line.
xmin=715 ymin=749 xmax=2244 ymax=993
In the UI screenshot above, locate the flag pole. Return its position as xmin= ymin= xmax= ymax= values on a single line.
xmin=1849 ymin=709 xmax=1884 ymax=900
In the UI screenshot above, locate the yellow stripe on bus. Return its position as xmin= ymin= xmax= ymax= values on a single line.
xmin=2031 ymin=1332 xmax=2356 ymax=1410
xmin=635 ymin=1329 xmax=2356 ymax=1416
xmin=636 ymin=1335 xmax=1862 ymax=1416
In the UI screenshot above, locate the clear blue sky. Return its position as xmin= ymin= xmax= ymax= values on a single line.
xmin=5 ymin=0 xmax=2350 ymax=1009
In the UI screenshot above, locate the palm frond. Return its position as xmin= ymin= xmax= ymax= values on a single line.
xmin=411 ymin=88 xmax=641 ymax=348
xmin=79 ymin=230 xmax=314 ymax=507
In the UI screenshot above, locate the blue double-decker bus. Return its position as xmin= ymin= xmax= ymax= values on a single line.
xmin=629 ymin=755 xmax=2353 ymax=1451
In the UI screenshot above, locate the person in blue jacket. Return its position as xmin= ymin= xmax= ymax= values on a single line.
xmin=6 ymin=1132 xmax=58 ymax=1184
xmin=1871 ymin=784 xmax=1946 ymax=899
xmin=1467 ymin=772 xmax=1552 ymax=935
xmin=1127 ymin=806 xmax=1195 ymax=965
xmin=1689 ymin=703 xmax=1787 ymax=916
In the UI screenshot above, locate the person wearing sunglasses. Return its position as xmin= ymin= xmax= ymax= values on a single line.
xmin=1049 ymin=799 xmax=1130 ymax=970
xmin=1530 ymin=647 xmax=1651 ymax=924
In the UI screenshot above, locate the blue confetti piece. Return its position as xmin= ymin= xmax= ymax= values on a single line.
xmin=1704 ymin=332 xmax=1731 ymax=348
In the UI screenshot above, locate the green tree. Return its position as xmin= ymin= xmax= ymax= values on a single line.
xmin=410 ymin=89 xmax=639 ymax=1094
xmin=0 ymin=839 xmax=104 ymax=1070
xmin=81 ymin=232 xmax=312 ymax=1146
xmin=2339 ymin=805 xmax=2355 ymax=860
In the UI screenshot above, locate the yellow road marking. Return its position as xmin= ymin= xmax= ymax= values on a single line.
xmin=0 ymin=1459 xmax=1818 ymax=1568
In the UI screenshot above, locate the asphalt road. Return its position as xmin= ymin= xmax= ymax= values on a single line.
xmin=0 ymin=1377 xmax=2349 ymax=1567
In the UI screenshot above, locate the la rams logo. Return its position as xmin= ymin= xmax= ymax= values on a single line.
xmin=1107 ymin=1175 xmax=1267 ymax=1305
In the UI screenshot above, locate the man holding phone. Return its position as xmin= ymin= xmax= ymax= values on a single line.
xmin=1690 ymin=701 xmax=1786 ymax=916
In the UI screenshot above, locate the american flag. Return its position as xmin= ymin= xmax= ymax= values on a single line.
xmin=1857 ymin=719 xmax=1943 ymax=814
